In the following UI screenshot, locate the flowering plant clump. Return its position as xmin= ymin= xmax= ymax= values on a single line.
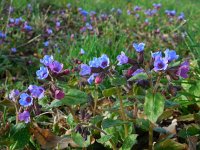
xmin=0 ymin=1 xmax=199 ymax=150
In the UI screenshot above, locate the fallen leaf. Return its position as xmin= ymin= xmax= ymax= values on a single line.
xmin=30 ymin=123 xmax=79 ymax=149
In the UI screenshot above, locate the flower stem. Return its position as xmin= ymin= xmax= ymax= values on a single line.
xmin=148 ymin=122 xmax=153 ymax=150
xmin=117 ymin=87 xmax=128 ymax=138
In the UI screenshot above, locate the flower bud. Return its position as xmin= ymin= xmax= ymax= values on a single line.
xmin=95 ymin=76 xmax=103 ymax=84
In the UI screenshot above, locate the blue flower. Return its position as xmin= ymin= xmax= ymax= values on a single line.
xmin=117 ymin=51 xmax=128 ymax=65
xmin=36 ymin=66 xmax=49 ymax=79
xmin=43 ymin=41 xmax=49 ymax=47
xmin=80 ymin=48 xmax=85 ymax=55
xmin=23 ymin=24 xmax=32 ymax=31
xmin=99 ymin=54 xmax=110 ymax=69
xmin=11 ymin=48 xmax=17 ymax=53
xmin=28 ymin=85 xmax=45 ymax=99
xmin=89 ymin=57 xmax=100 ymax=68
xmin=133 ymin=42 xmax=145 ymax=52
xmin=164 ymin=49 xmax=179 ymax=62
xmin=80 ymin=10 xmax=88 ymax=16
xmin=151 ymin=51 xmax=162 ymax=59
xmin=40 ymin=55 xmax=54 ymax=66
xmin=18 ymin=111 xmax=30 ymax=123
xmin=153 ymin=57 xmax=168 ymax=72
xmin=80 ymin=64 xmax=91 ymax=76
xmin=19 ymin=93 xmax=33 ymax=107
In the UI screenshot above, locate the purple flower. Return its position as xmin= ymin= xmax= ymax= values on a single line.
xmin=46 ymin=28 xmax=53 ymax=34
xmin=9 ymin=89 xmax=20 ymax=101
xmin=165 ymin=10 xmax=176 ymax=17
xmin=43 ymin=41 xmax=49 ymax=47
xmin=0 ymin=31 xmax=6 ymax=39
xmin=176 ymin=61 xmax=189 ymax=78
xmin=9 ymin=18 xmax=15 ymax=23
xmin=86 ymin=23 xmax=93 ymax=30
xmin=53 ymin=89 xmax=65 ymax=100
xmin=133 ymin=6 xmax=141 ymax=12
xmin=28 ymin=85 xmax=45 ymax=99
xmin=132 ymin=69 xmax=144 ymax=76
xmin=178 ymin=12 xmax=185 ymax=20
xmin=49 ymin=61 xmax=63 ymax=74
xmin=153 ymin=3 xmax=162 ymax=9
xmin=99 ymin=54 xmax=110 ymax=69
xmin=151 ymin=51 xmax=162 ymax=59
xmin=144 ymin=9 xmax=157 ymax=16
xmin=56 ymin=21 xmax=61 ymax=28
xmin=164 ymin=49 xmax=179 ymax=62
xmin=40 ymin=55 xmax=54 ymax=66
xmin=133 ymin=42 xmax=145 ymax=52
xmin=127 ymin=10 xmax=131 ymax=15
xmin=19 ymin=93 xmax=33 ymax=107
xmin=117 ymin=9 xmax=122 ymax=15
xmin=117 ymin=51 xmax=128 ymax=65
xmin=80 ymin=64 xmax=91 ymax=76
xmin=153 ymin=57 xmax=168 ymax=72
xmin=36 ymin=66 xmax=49 ymax=79
xmin=18 ymin=111 xmax=30 ymax=123
xmin=11 ymin=48 xmax=17 ymax=53
xmin=15 ymin=17 xmax=22 ymax=25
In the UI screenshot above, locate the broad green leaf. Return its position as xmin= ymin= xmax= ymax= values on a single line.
xmin=50 ymin=89 xmax=88 ymax=107
xmin=102 ymin=118 xmax=126 ymax=129
xmin=178 ymin=124 xmax=200 ymax=139
xmin=122 ymin=134 xmax=137 ymax=150
xmin=154 ymin=139 xmax=187 ymax=150
xmin=10 ymin=123 xmax=30 ymax=149
xmin=90 ymin=115 xmax=104 ymax=124
xmin=96 ymin=135 xmax=113 ymax=144
xmin=72 ymin=133 xmax=84 ymax=147
xmin=102 ymin=87 xmax=118 ymax=97
xmin=128 ymin=73 xmax=148 ymax=81
xmin=110 ymin=77 xmax=127 ymax=86
xmin=144 ymin=92 xmax=165 ymax=123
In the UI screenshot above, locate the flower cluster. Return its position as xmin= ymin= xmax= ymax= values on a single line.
xmin=36 ymin=55 xmax=68 ymax=80
xmin=80 ymin=54 xmax=110 ymax=84
xmin=117 ymin=42 xmax=189 ymax=82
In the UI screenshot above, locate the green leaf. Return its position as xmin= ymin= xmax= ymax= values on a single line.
xmin=10 ymin=123 xmax=30 ymax=149
xmin=110 ymin=77 xmax=127 ymax=86
xmin=178 ymin=124 xmax=200 ymax=139
xmin=128 ymin=73 xmax=148 ymax=81
xmin=50 ymin=89 xmax=88 ymax=107
xmin=154 ymin=139 xmax=187 ymax=150
xmin=102 ymin=87 xmax=118 ymax=97
xmin=122 ymin=134 xmax=137 ymax=150
xmin=90 ymin=115 xmax=104 ymax=124
xmin=102 ymin=118 xmax=126 ymax=129
xmin=96 ymin=135 xmax=113 ymax=144
xmin=71 ymin=133 xmax=84 ymax=147
xmin=144 ymin=92 xmax=165 ymax=123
